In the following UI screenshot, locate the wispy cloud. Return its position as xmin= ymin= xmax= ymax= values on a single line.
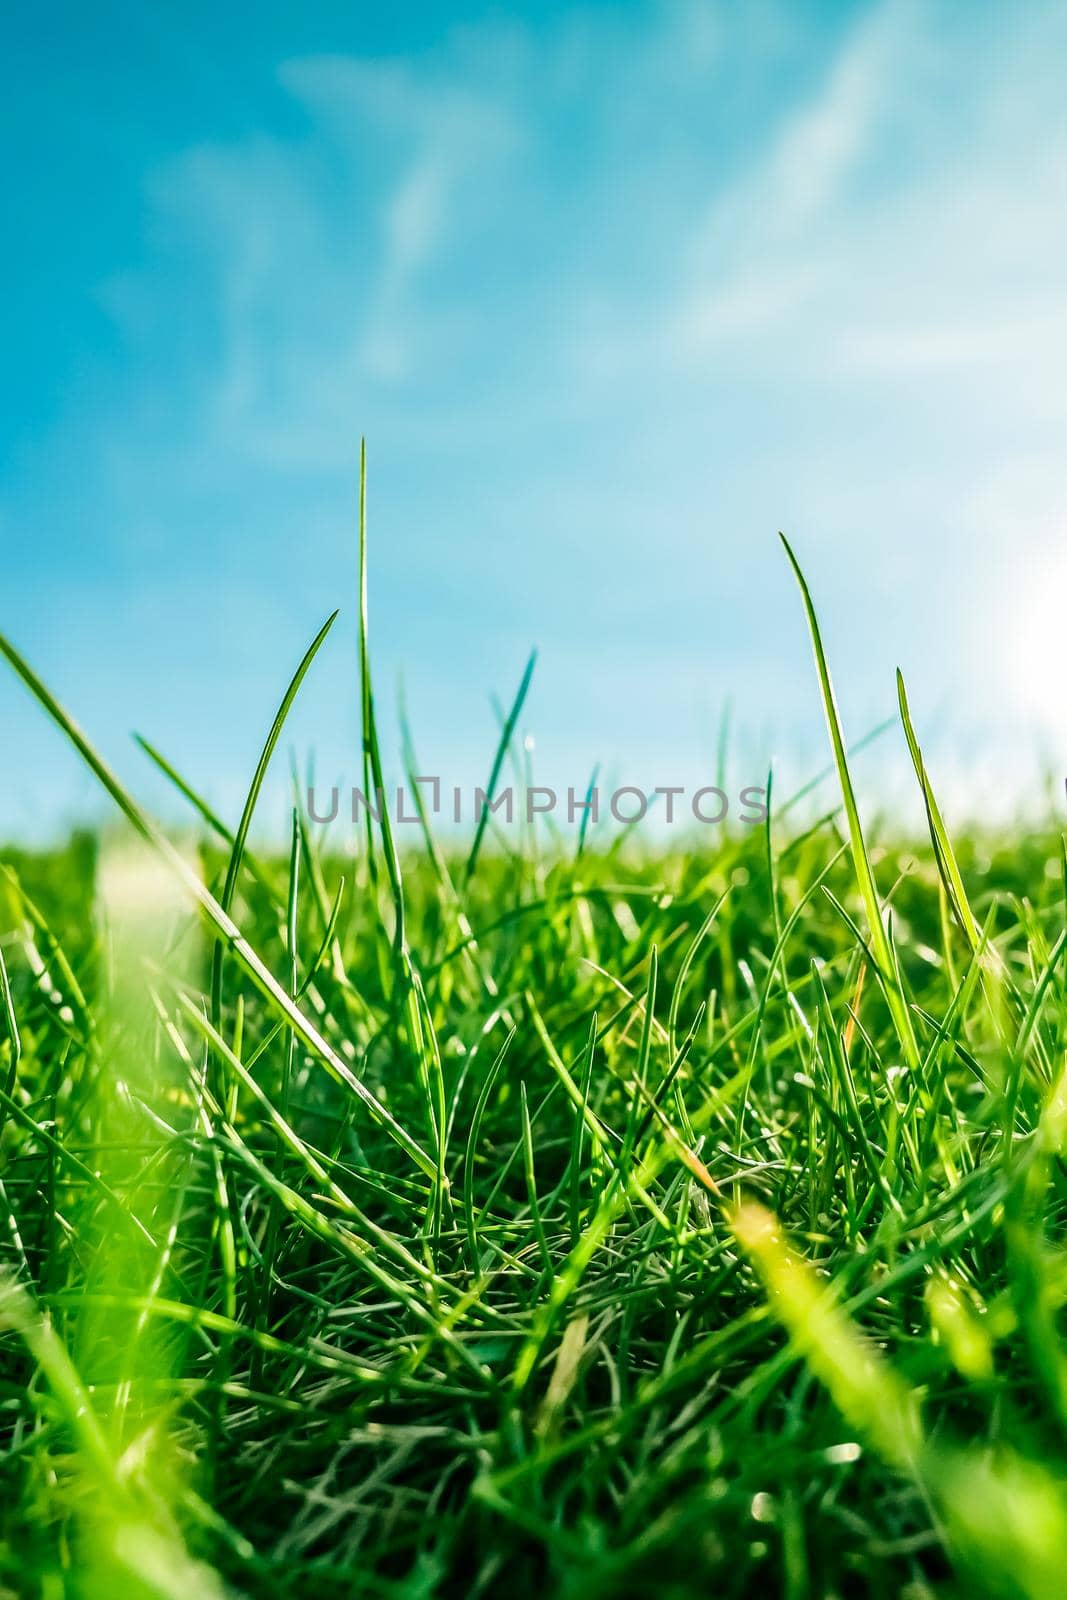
xmin=6 ymin=0 xmax=1067 ymax=841
xmin=281 ymin=56 xmax=518 ymax=382
xmin=71 ymin=2 xmax=1067 ymax=672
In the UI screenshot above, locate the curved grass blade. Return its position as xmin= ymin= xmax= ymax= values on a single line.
xmin=133 ymin=734 xmax=232 ymax=843
xmin=463 ymin=1027 xmax=515 ymax=1271
xmin=780 ymin=532 xmax=919 ymax=1070
xmin=0 ymin=944 xmax=21 ymax=1098
xmin=0 ymin=627 xmax=435 ymax=1179
xmin=896 ymin=669 xmax=982 ymax=954
xmin=466 ymin=648 xmax=537 ymax=884
xmin=210 ymin=609 xmax=338 ymax=1032
xmin=356 ymin=444 xmax=411 ymax=967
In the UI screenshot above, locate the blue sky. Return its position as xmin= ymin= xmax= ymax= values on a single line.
xmin=3 ymin=0 xmax=1066 ymax=841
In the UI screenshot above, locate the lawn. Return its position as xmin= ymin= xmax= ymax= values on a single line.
xmin=1 ymin=520 xmax=1066 ymax=1598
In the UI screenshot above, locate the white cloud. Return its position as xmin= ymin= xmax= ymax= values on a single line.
xmin=281 ymin=56 xmax=518 ymax=382
xmin=692 ymin=0 xmax=916 ymax=270
xmin=761 ymin=0 xmax=908 ymax=228
xmin=46 ymin=0 xmax=1067 ymax=797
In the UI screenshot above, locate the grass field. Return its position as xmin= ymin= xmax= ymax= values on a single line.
xmin=2 ymin=519 xmax=1067 ymax=1597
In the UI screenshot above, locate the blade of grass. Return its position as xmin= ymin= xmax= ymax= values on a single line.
xmin=465 ymin=649 xmax=537 ymax=884
xmin=780 ymin=533 xmax=919 ymax=1071
xmin=0 ymin=626 xmax=435 ymax=1179
xmin=209 ymin=609 xmax=338 ymax=1035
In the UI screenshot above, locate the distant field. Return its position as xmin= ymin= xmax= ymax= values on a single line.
xmin=2 ymin=532 xmax=1067 ymax=1598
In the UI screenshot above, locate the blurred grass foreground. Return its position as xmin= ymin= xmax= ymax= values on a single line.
xmin=2 ymin=500 xmax=1067 ymax=1597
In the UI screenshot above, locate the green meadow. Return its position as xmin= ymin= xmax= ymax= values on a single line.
xmin=2 ymin=511 xmax=1067 ymax=1598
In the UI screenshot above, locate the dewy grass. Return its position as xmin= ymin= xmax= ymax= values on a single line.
xmin=2 ymin=501 xmax=1067 ymax=1597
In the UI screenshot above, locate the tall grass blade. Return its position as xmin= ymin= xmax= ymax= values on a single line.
xmin=780 ymin=533 xmax=919 ymax=1070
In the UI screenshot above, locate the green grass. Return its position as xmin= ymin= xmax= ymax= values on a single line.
xmin=2 ymin=509 xmax=1067 ymax=1597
